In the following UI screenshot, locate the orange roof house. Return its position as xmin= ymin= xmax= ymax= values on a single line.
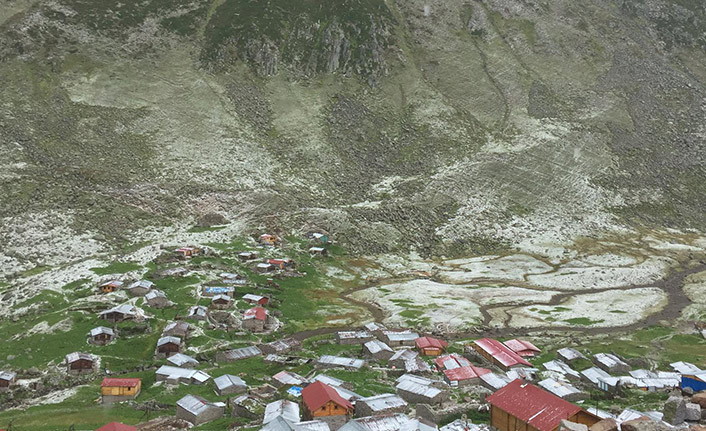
xmin=415 ymin=336 xmax=448 ymax=356
xmin=301 ymin=381 xmax=354 ymax=420
xmin=100 ymin=377 xmax=141 ymax=404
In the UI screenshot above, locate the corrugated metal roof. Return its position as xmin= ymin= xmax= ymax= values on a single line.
xmin=90 ymin=326 xmax=115 ymax=337
xmin=212 ymin=294 xmax=232 ymax=303
xmin=337 ymin=330 xmax=373 ymax=340
xmin=543 ymin=360 xmax=580 ymax=379
xmin=538 ymin=378 xmax=583 ymax=399
xmin=188 ymin=305 xmax=208 ymax=316
xmin=473 ymin=338 xmax=532 ymax=368
xmin=145 ymin=289 xmax=167 ymax=301
xmin=163 ymin=321 xmax=189 ymax=334
xmin=156 ymin=366 xmax=211 ymax=384
xmin=264 ymin=399 xmax=300 ymax=424
xmin=243 ymin=294 xmax=265 ymax=302
xmin=594 ymin=353 xmax=629 ymax=369
xmin=128 ymin=280 xmax=153 ymax=290
xmin=157 ymin=336 xmax=181 ymax=347
xmin=99 ymin=304 xmax=138 ymax=317
xmin=396 ymin=379 xmax=443 ymax=399
xmin=339 ymin=414 xmax=413 ymax=431
xmin=167 ymin=353 xmax=198 ymax=367
xmin=581 ymin=367 xmax=611 ymax=385
xmin=274 ymin=371 xmax=306 ymax=386
xmin=312 ymin=374 xmax=344 ymax=387
xmin=317 ymin=355 xmax=365 ymax=369
xmin=203 ymin=286 xmax=234 ymax=294
xmin=479 ymin=372 xmax=511 ymax=390
xmin=244 ymin=307 xmax=267 ymax=321
xmin=396 ymin=374 xmax=439 ymax=386
xmin=444 ymin=366 xmax=491 ymax=382
xmin=0 ymin=371 xmax=16 ymax=381
xmin=415 ymin=337 xmax=448 ymax=350
xmin=557 ymin=348 xmax=585 ymax=361
xmin=221 ymin=346 xmax=262 ymax=360
xmin=390 ymin=349 xmax=417 ymax=362
xmin=358 ymin=393 xmax=407 ymax=412
xmin=262 ymin=417 xmax=330 ymax=431
xmin=364 ymin=340 xmax=393 ymax=354
xmin=65 ymin=352 xmax=93 ymax=364
xmin=486 ymin=380 xmax=583 ymax=431
xmin=440 ymin=419 xmax=486 ymax=431
xmin=434 ymin=353 xmax=471 ymax=370
xmin=670 ymin=361 xmax=702 ymax=374
xmin=364 ymin=322 xmax=386 ymax=332
xmin=504 ymin=339 xmax=541 ymax=356
xmin=176 ymin=394 xmax=224 ymax=415
xmin=384 ymin=330 xmax=420 ymax=342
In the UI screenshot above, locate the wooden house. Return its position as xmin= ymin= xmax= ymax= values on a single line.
xmin=127 ymin=280 xmax=153 ymax=296
xmin=89 ymin=326 xmax=116 ymax=345
xmin=0 ymin=371 xmax=16 ymax=392
xmin=101 ymin=377 xmax=141 ymax=404
xmin=98 ymin=280 xmax=123 ymax=294
xmin=176 ymin=394 xmax=225 ymax=426
xmin=268 ymin=258 xmax=295 ymax=270
xmin=415 ymin=336 xmax=448 ymax=356
xmin=486 ymin=380 xmax=600 ymax=431
xmin=187 ymin=305 xmax=209 ymax=321
xmin=155 ymin=336 xmax=182 ymax=358
xmin=243 ymin=293 xmax=269 ymax=306
xmin=65 ymin=352 xmax=96 ymax=375
xmin=99 ymin=304 xmax=138 ymax=323
xmin=302 ymin=381 xmax=354 ymax=423
xmin=162 ymin=321 xmax=190 ymax=338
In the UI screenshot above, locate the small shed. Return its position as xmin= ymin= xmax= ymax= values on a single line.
xmin=176 ymin=394 xmax=225 ymax=426
xmin=362 ymin=340 xmax=394 ymax=361
xmin=202 ymin=286 xmax=235 ymax=298
xmin=257 ymin=263 xmax=277 ymax=273
xmin=415 ymin=336 xmax=448 ymax=356
xmin=434 ymin=353 xmax=471 ymax=371
xmin=174 ymin=246 xmax=201 ymax=259
xmin=309 ymin=247 xmax=328 ymax=256
xmin=127 ymin=280 xmax=153 ymax=296
xmin=98 ymin=280 xmax=123 ymax=294
xmin=65 ymin=352 xmax=96 ymax=375
xmin=89 ymin=326 xmax=116 ymax=345
xmin=538 ymin=378 xmax=587 ymax=402
xmin=0 ymin=371 xmax=16 ymax=392
xmin=479 ymin=372 xmax=512 ymax=392
xmin=145 ymin=289 xmax=171 ymax=308
xmin=310 ymin=233 xmax=329 ymax=244
xmin=187 ymin=305 xmax=209 ymax=321
xmin=214 ymin=374 xmax=247 ymax=396
xmin=155 ymin=336 xmax=182 ymax=358
xmin=101 ymin=377 xmax=141 ymax=404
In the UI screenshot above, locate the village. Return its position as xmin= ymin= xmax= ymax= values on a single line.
xmin=0 ymin=232 xmax=705 ymax=431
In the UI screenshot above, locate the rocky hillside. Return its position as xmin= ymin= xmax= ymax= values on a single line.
xmin=1 ymin=0 xmax=705 ymax=275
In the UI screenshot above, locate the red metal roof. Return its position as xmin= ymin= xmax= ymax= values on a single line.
xmin=486 ymin=379 xmax=582 ymax=431
xmin=474 ymin=338 xmax=532 ymax=368
xmin=444 ymin=365 xmax=491 ymax=382
xmin=504 ymin=339 xmax=541 ymax=356
xmin=415 ymin=336 xmax=448 ymax=350
xmin=95 ymin=422 xmax=137 ymax=431
xmin=100 ymin=378 xmax=141 ymax=388
xmin=244 ymin=306 xmax=267 ymax=321
xmin=302 ymin=381 xmax=354 ymax=412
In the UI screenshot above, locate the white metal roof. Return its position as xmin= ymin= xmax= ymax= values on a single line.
xmin=0 ymin=371 xmax=16 ymax=381
xmin=262 ymin=417 xmax=330 ymax=431
xmin=128 ymin=280 xmax=153 ymax=290
xmin=339 ymin=414 xmax=413 ymax=431
xmin=364 ymin=340 xmax=393 ymax=354
xmin=157 ymin=336 xmax=181 ymax=347
xmin=89 ymin=326 xmax=114 ymax=337
xmin=538 ymin=378 xmax=583 ymax=399
xmin=670 ymin=361 xmax=702 ymax=374
xmin=317 ymin=355 xmax=365 ymax=369
xmin=312 ymin=374 xmax=344 ymax=387
xmin=221 ymin=346 xmax=262 ymax=360
xmin=156 ymin=366 xmax=210 ymax=384
xmin=479 ymin=372 xmax=511 ymax=390
xmin=581 ymin=366 xmax=611 ymax=385
xmin=273 ymin=371 xmax=306 ymax=386
xmin=167 ymin=353 xmax=198 ymax=367
xmin=243 ymin=294 xmax=265 ymax=302
xmin=176 ymin=394 xmax=224 ymax=415
xmin=145 ymin=289 xmax=167 ymax=300
xmin=384 ymin=330 xmax=419 ymax=342
xmin=364 ymin=322 xmax=386 ymax=332
xmin=543 ymin=360 xmax=580 ymax=379
xmin=557 ymin=347 xmax=585 ymax=361
xmin=396 ymin=379 xmax=443 ymax=399
xmin=99 ymin=304 xmax=138 ymax=317
xmin=390 ymin=349 xmax=417 ymax=362
xmin=264 ymin=399 xmax=300 ymax=424
xmin=214 ymin=374 xmax=247 ymax=391
xmin=358 ymin=393 xmax=407 ymax=412
xmin=65 ymin=352 xmax=93 ymax=363
xmin=337 ymin=330 xmax=373 ymax=339
xmin=594 ymin=353 xmax=629 ymax=369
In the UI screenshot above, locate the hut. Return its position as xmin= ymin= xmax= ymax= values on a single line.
xmin=242 ymin=307 xmax=272 ymax=332
xmin=167 ymin=353 xmax=199 ymax=368
xmin=354 ymin=393 xmax=407 ymax=418
xmin=162 ymin=321 xmax=190 ymax=338
xmin=145 ymin=289 xmax=171 ymax=308
xmin=155 ymin=336 xmax=182 ymax=358
xmin=362 ymin=340 xmax=394 ymax=361
xmin=211 ymin=294 xmax=234 ymax=309
xmin=214 ymin=374 xmax=247 ymax=396
xmin=0 ymin=371 xmax=16 ymax=392
xmin=243 ymin=294 xmax=269 ymax=306
xmin=65 ymin=352 xmax=96 ymax=375
xmin=395 ymin=375 xmax=448 ymax=406
xmin=176 ymin=394 xmax=225 ymax=426
xmin=127 ymin=280 xmax=153 ymax=296
xmin=100 ymin=377 xmax=141 ymax=404
xmin=336 ymin=331 xmax=374 ymax=345
xmin=98 ymin=280 xmax=123 ymax=294
xmin=89 ymin=326 xmax=116 ymax=345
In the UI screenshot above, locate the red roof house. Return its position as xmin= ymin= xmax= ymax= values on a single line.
xmin=471 ymin=338 xmax=532 ymax=370
xmin=415 ymin=336 xmax=448 ymax=356
xmin=444 ymin=365 xmax=491 ymax=386
xmin=95 ymin=422 xmax=137 ymax=431
xmin=302 ymin=381 xmax=354 ymax=420
xmin=242 ymin=306 xmax=270 ymax=332
xmin=504 ymin=339 xmax=541 ymax=357
xmin=486 ymin=380 xmax=600 ymax=431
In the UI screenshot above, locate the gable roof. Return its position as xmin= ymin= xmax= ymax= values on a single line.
xmin=473 ymin=338 xmax=532 ymax=368
xmin=486 ymin=379 xmax=583 ymax=431
xmin=434 ymin=353 xmax=471 ymax=370
xmin=444 ymin=366 xmax=491 ymax=382
xmin=504 ymin=339 xmax=541 ymax=355
xmin=415 ymin=337 xmax=448 ymax=350
xmin=95 ymin=422 xmax=137 ymax=431
xmin=101 ymin=378 xmax=141 ymax=388
xmin=244 ymin=307 xmax=267 ymax=321
xmin=176 ymin=394 xmax=225 ymax=415
xmin=302 ymin=381 xmax=353 ymax=412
